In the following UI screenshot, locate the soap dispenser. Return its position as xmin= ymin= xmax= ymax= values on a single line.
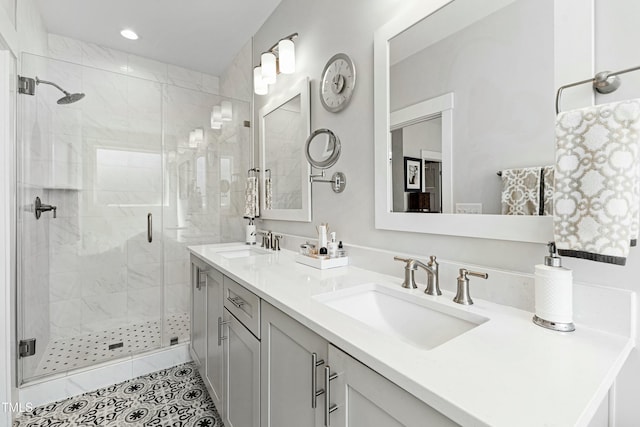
xmin=533 ymin=242 xmax=575 ymax=332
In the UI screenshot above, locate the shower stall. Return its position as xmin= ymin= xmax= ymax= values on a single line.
xmin=17 ymin=53 xmax=250 ymax=384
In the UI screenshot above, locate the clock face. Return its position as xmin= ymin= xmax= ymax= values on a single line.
xmin=320 ymin=53 xmax=356 ymax=113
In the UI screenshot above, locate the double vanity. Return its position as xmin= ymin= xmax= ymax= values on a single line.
xmin=189 ymin=243 xmax=633 ymax=427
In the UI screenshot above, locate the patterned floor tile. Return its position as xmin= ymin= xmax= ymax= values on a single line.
xmin=14 ymin=362 xmax=223 ymax=427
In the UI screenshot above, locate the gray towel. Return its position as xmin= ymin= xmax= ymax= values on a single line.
xmin=501 ymin=167 xmax=542 ymax=215
xmin=554 ymin=99 xmax=640 ymax=265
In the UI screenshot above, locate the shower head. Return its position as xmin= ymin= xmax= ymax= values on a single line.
xmin=57 ymin=92 xmax=85 ymax=105
xmin=33 ymin=77 xmax=85 ymax=105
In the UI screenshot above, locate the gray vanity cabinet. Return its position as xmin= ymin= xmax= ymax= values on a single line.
xmin=205 ymin=267 xmax=224 ymax=411
xmin=190 ymin=256 xmax=208 ymax=370
xmin=261 ymin=301 xmax=328 ymax=427
xmin=327 ymin=344 xmax=459 ymax=427
xmin=222 ymin=276 xmax=261 ymax=427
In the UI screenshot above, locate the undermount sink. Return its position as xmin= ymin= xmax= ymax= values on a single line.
xmin=217 ymin=246 xmax=270 ymax=259
xmin=314 ymin=283 xmax=488 ymax=350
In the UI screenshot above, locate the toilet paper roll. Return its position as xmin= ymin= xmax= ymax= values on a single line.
xmin=534 ymin=265 xmax=573 ymax=324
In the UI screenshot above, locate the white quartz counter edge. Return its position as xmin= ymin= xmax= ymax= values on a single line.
xmin=189 ymin=244 xmax=634 ymax=427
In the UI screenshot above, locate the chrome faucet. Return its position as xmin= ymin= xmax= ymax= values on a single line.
xmin=394 ymin=256 xmax=439 ymax=294
xmin=257 ymin=230 xmax=283 ymax=251
xmin=453 ymin=268 xmax=488 ymax=305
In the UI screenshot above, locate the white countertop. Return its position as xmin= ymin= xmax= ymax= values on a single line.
xmin=189 ymin=243 xmax=634 ymax=427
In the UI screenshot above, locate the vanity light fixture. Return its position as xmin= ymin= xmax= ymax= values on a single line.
xmin=120 ymin=29 xmax=139 ymax=40
xmin=254 ymin=66 xmax=268 ymax=95
xmin=254 ymin=33 xmax=298 ymax=95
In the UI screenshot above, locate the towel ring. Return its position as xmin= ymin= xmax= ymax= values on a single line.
xmin=555 ymin=65 xmax=640 ymax=114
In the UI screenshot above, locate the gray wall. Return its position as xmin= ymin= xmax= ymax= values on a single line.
xmin=390 ymin=0 xmax=555 ymax=214
xmin=252 ymin=0 xmax=640 ymax=424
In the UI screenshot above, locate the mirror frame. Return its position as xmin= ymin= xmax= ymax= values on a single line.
xmin=259 ymin=77 xmax=312 ymax=222
xmin=373 ymin=0 xmax=553 ymax=243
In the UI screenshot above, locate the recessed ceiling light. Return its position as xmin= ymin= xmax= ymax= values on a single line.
xmin=120 ymin=29 xmax=139 ymax=40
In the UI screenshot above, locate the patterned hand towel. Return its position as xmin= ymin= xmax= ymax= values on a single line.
xmin=554 ymin=99 xmax=640 ymax=265
xmin=265 ymin=177 xmax=273 ymax=210
xmin=501 ymin=167 xmax=542 ymax=215
xmin=542 ymin=166 xmax=555 ymax=216
xmin=243 ymin=176 xmax=259 ymax=218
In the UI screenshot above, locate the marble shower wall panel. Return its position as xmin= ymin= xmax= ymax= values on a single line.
xmin=47 ymin=34 xmax=220 ymax=95
xmin=219 ymin=39 xmax=252 ymax=101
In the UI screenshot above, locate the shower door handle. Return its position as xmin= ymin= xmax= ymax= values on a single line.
xmin=147 ymin=213 xmax=152 ymax=243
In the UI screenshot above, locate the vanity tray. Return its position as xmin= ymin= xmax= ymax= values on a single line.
xmin=295 ymin=254 xmax=349 ymax=270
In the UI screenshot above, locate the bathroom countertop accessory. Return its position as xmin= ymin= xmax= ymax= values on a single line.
xmin=533 ymin=242 xmax=575 ymax=332
xmin=453 ymin=268 xmax=488 ymax=305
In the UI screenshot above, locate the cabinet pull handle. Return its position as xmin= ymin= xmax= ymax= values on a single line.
xmin=147 ymin=213 xmax=152 ymax=243
xmin=324 ymin=366 xmax=338 ymax=426
xmin=311 ymin=353 xmax=325 ymax=409
xmin=227 ymin=296 xmax=246 ymax=308
xmin=218 ymin=316 xmax=231 ymax=346
xmin=195 ymin=268 xmax=207 ymax=290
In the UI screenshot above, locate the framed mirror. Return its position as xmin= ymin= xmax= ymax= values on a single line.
xmin=259 ymin=77 xmax=311 ymax=222
xmin=374 ymin=0 xmax=593 ymax=242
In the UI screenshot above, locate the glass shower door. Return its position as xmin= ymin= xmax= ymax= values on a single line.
xmin=17 ymin=53 xmax=165 ymax=383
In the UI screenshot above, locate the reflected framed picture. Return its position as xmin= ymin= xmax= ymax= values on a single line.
xmin=404 ymin=157 xmax=422 ymax=192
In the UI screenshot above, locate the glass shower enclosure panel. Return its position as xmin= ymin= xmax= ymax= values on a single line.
xmin=162 ymin=85 xmax=250 ymax=343
xmin=18 ymin=54 xmax=164 ymax=383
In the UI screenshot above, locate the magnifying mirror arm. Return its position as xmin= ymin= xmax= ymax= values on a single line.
xmin=309 ymin=170 xmax=347 ymax=193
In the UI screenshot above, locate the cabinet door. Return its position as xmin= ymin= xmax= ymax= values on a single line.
xmin=205 ymin=268 xmax=224 ymax=411
xmin=223 ymin=308 xmax=260 ymax=427
xmin=327 ymin=345 xmax=458 ymax=427
xmin=261 ymin=302 xmax=328 ymax=427
xmin=190 ymin=258 xmax=207 ymax=370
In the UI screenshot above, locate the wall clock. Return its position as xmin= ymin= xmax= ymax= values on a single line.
xmin=320 ymin=53 xmax=356 ymax=113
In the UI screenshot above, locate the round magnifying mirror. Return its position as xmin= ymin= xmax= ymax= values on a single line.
xmin=305 ymin=128 xmax=341 ymax=169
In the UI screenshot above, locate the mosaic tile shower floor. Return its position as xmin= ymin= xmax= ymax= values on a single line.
xmin=33 ymin=313 xmax=190 ymax=377
xmin=14 ymin=362 xmax=223 ymax=427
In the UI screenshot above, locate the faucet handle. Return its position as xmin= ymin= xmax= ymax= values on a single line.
xmin=453 ymin=268 xmax=488 ymax=305
xmin=393 ymin=256 xmax=414 ymax=266
xmin=465 ymin=269 xmax=488 ymax=280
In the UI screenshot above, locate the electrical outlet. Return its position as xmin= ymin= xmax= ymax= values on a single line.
xmin=455 ymin=203 xmax=482 ymax=214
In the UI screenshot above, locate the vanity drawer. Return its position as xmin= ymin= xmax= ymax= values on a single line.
xmin=223 ymin=276 xmax=261 ymax=339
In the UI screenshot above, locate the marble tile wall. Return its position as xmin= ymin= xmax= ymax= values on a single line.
xmin=47 ymin=34 xmax=220 ymax=95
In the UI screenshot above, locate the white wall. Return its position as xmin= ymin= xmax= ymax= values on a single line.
xmin=252 ymin=0 xmax=640 ymax=423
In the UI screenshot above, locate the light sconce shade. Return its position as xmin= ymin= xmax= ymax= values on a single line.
xmin=278 ymin=38 xmax=296 ymax=74
xmin=212 ymin=105 xmax=222 ymax=123
xmin=221 ymin=101 xmax=233 ymax=121
xmin=211 ymin=107 xmax=223 ymax=129
xmin=254 ymin=66 xmax=268 ymax=95
xmin=261 ymin=52 xmax=277 ymax=84
xmin=189 ymin=128 xmax=204 ymax=148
